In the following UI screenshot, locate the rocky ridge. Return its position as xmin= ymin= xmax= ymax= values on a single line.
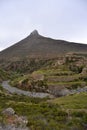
xmin=1 ymin=30 xmax=87 ymax=61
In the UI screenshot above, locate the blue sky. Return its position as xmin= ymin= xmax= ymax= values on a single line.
xmin=0 ymin=0 xmax=87 ymax=51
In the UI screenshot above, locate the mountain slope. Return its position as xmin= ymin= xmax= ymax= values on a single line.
xmin=0 ymin=30 xmax=87 ymax=61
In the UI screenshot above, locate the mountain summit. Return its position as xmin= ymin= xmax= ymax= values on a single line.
xmin=0 ymin=30 xmax=87 ymax=61
xmin=30 ymin=30 xmax=39 ymax=37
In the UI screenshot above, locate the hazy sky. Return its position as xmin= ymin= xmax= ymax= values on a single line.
xmin=0 ymin=0 xmax=87 ymax=51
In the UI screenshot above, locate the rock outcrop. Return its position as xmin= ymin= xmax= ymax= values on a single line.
xmin=1 ymin=108 xmax=29 ymax=130
xmin=49 ymin=86 xmax=70 ymax=97
xmin=2 ymin=108 xmax=15 ymax=116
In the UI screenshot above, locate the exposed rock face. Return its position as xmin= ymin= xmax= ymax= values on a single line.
xmin=2 ymin=108 xmax=15 ymax=116
xmin=32 ymin=73 xmax=44 ymax=81
xmin=54 ymin=57 xmax=66 ymax=66
xmin=0 ymin=125 xmax=29 ymax=130
xmin=1 ymin=108 xmax=29 ymax=130
xmin=49 ymin=86 xmax=70 ymax=97
xmin=81 ymin=67 xmax=87 ymax=75
xmin=30 ymin=30 xmax=39 ymax=37
xmin=59 ymin=89 xmax=70 ymax=96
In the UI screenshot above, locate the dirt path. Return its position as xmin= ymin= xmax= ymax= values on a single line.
xmin=2 ymin=81 xmax=52 ymax=98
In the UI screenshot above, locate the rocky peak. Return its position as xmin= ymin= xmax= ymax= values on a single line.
xmin=30 ymin=30 xmax=39 ymax=37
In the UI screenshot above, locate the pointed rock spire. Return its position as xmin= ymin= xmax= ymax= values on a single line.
xmin=30 ymin=30 xmax=39 ymax=37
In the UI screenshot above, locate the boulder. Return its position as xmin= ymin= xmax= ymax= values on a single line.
xmin=2 ymin=108 xmax=15 ymax=116
xmin=49 ymin=86 xmax=70 ymax=97
xmin=54 ymin=88 xmax=70 ymax=97
xmin=32 ymin=73 xmax=44 ymax=81
xmin=81 ymin=67 xmax=87 ymax=74
xmin=1 ymin=108 xmax=29 ymax=130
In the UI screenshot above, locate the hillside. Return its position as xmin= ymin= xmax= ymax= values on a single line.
xmin=9 ymin=54 xmax=87 ymax=96
xmin=0 ymin=30 xmax=87 ymax=61
xmin=0 ymin=82 xmax=87 ymax=130
xmin=0 ymin=30 xmax=87 ymax=129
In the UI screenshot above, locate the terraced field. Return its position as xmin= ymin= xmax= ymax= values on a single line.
xmin=0 ymin=54 xmax=87 ymax=129
xmin=9 ymin=55 xmax=87 ymax=97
